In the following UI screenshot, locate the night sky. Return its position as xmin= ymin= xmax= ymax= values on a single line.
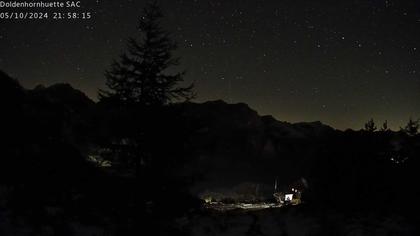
xmin=1 ymin=0 xmax=419 ymax=130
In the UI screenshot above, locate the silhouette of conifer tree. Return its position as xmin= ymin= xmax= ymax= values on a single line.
xmin=364 ymin=118 xmax=377 ymax=132
xmin=99 ymin=1 xmax=194 ymax=105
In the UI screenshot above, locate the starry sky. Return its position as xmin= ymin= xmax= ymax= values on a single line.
xmin=1 ymin=0 xmax=419 ymax=130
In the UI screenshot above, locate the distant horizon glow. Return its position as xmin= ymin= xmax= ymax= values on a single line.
xmin=1 ymin=0 xmax=419 ymax=130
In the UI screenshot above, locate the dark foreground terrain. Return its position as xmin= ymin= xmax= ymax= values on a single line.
xmin=1 ymin=70 xmax=420 ymax=235
xmin=189 ymin=206 xmax=416 ymax=236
